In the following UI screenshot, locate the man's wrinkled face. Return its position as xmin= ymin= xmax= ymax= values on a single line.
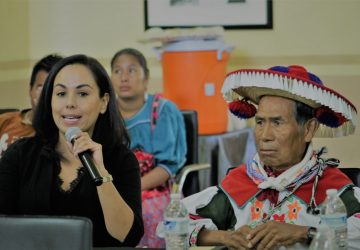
xmin=254 ymin=96 xmax=310 ymax=170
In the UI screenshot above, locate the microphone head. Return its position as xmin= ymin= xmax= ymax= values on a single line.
xmin=65 ymin=127 xmax=82 ymax=143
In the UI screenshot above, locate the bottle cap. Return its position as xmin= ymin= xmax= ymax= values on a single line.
xmin=170 ymin=193 xmax=182 ymax=199
xmin=326 ymin=189 xmax=337 ymax=196
xmin=317 ymin=224 xmax=331 ymax=232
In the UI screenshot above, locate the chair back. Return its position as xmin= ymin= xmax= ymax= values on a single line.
xmin=177 ymin=110 xmax=207 ymax=197
xmin=340 ymin=168 xmax=360 ymax=187
xmin=0 ymin=108 xmax=19 ymax=115
xmin=182 ymin=110 xmax=199 ymax=165
xmin=0 ymin=215 xmax=93 ymax=250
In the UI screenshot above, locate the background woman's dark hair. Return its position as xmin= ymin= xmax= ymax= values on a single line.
xmin=33 ymin=54 xmax=130 ymax=155
xmin=110 ymin=48 xmax=150 ymax=80
xmin=29 ymin=54 xmax=63 ymax=88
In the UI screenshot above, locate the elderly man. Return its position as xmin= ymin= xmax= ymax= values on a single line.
xmin=0 ymin=54 xmax=62 ymax=157
xmin=183 ymin=65 xmax=360 ymax=249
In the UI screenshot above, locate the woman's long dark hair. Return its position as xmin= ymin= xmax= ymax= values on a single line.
xmin=33 ymin=54 xmax=130 ymax=156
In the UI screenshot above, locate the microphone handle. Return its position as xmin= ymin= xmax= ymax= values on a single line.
xmin=79 ymin=152 xmax=103 ymax=186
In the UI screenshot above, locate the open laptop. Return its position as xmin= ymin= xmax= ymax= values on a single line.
xmin=0 ymin=215 xmax=92 ymax=250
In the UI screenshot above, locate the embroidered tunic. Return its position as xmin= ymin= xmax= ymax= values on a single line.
xmin=183 ymin=147 xmax=360 ymax=249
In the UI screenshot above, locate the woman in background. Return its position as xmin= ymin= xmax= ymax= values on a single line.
xmin=111 ymin=48 xmax=187 ymax=248
xmin=0 ymin=54 xmax=143 ymax=247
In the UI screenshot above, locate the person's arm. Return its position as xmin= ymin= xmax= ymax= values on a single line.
xmin=182 ymin=188 xmax=238 ymax=247
xmin=71 ymin=132 xmax=142 ymax=244
xmin=247 ymin=221 xmax=308 ymax=249
xmin=198 ymin=229 xmax=234 ymax=246
xmin=198 ymin=226 xmax=254 ymax=249
xmin=141 ymin=100 xmax=187 ymax=190
xmin=186 ymin=189 xmax=255 ymax=249
xmin=141 ymin=166 xmax=170 ymax=190
xmin=96 ymin=168 xmax=135 ymax=242
xmin=107 ymin=146 xmax=143 ymax=246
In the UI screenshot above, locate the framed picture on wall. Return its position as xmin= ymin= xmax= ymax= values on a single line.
xmin=144 ymin=0 xmax=273 ymax=30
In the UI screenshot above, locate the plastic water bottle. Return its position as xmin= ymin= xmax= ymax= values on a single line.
xmin=320 ymin=189 xmax=348 ymax=250
xmin=163 ymin=193 xmax=189 ymax=250
xmin=309 ymin=224 xmax=336 ymax=250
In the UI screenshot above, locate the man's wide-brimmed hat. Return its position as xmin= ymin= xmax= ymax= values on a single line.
xmin=221 ymin=65 xmax=357 ymax=138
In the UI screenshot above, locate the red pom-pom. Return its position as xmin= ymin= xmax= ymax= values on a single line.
xmin=315 ymin=106 xmax=347 ymax=128
xmin=228 ymin=99 xmax=257 ymax=119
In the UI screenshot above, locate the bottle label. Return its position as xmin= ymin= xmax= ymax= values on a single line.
xmin=321 ymin=214 xmax=347 ymax=229
xmin=164 ymin=217 xmax=189 ymax=235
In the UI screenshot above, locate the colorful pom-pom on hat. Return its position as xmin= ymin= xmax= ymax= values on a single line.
xmin=221 ymin=65 xmax=357 ymax=138
xmin=228 ymin=98 xmax=257 ymax=119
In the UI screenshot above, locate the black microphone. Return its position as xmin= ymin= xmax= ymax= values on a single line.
xmin=65 ymin=127 xmax=103 ymax=186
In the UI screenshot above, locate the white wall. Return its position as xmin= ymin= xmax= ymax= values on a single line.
xmin=0 ymin=0 xmax=359 ymax=166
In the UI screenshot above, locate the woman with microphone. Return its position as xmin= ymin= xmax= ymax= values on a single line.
xmin=0 ymin=54 xmax=144 ymax=247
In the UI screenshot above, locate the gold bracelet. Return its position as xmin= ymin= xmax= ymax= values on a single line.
xmin=102 ymin=174 xmax=113 ymax=184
